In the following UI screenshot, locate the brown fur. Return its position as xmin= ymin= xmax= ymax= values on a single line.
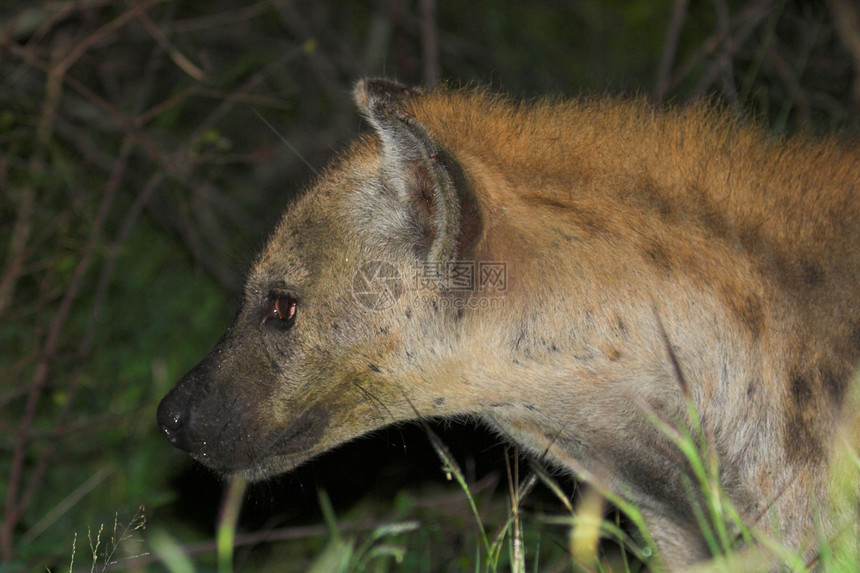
xmin=158 ymin=80 xmax=860 ymax=569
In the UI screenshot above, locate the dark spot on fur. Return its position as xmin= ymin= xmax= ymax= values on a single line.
xmin=568 ymin=205 xmax=609 ymax=236
xmin=784 ymin=415 xmax=821 ymax=463
xmin=433 ymin=397 xmax=445 ymax=407
xmin=771 ymin=254 xmax=826 ymax=293
xmin=784 ymin=367 xmax=827 ymax=463
xmin=368 ymin=363 xmax=381 ymax=373
xmin=789 ymin=370 xmax=813 ymax=405
xmin=771 ymin=252 xmax=794 ymax=288
xmin=822 ymin=367 xmax=847 ymax=405
xmin=456 ymin=306 xmax=465 ymax=321
xmin=523 ymin=194 xmax=608 ymax=236
xmin=606 ymin=346 xmax=623 ymax=361
xmin=513 ymin=326 xmax=527 ymax=353
xmin=616 ymin=317 xmax=627 ymax=333
xmin=724 ymin=292 xmax=764 ymax=338
xmin=789 ymin=364 xmax=847 ymax=406
xmin=850 ymin=322 xmax=860 ymax=351
xmin=405 ymin=308 xmax=412 ymax=319
xmin=379 ymin=326 xmax=390 ymax=335
xmin=641 ymin=184 xmax=675 ymax=221
xmin=583 ymin=309 xmax=594 ymax=328
xmin=656 ymin=202 xmax=674 ymax=220
xmin=642 ymin=241 xmax=672 ymax=274
xmin=746 ymin=378 xmax=758 ymax=397
xmin=527 ymin=195 xmax=569 ymax=210
xmin=696 ymin=202 xmax=728 ymax=238
xmin=738 ymin=224 xmax=762 ymax=251
xmin=556 ymin=228 xmax=577 ymax=243
xmin=624 ymin=178 xmax=671 ymax=219
xmin=549 ymin=343 xmax=559 ymax=353
xmin=803 ymin=263 xmax=824 ymax=287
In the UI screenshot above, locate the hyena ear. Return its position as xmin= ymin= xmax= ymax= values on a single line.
xmin=353 ymin=78 xmax=480 ymax=268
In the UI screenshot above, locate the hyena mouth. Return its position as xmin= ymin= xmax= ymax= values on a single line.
xmin=200 ymin=406 xmax=333 ymax=476
xmin=265 ymin=406 xmax=332 ymax=458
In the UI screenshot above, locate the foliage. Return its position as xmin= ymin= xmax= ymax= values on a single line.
xmin=0 ymin=0 xmax=858 ymax=571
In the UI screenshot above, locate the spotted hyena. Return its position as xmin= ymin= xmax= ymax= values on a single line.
xmin=158 ymin=79 xmax=860 ymax=569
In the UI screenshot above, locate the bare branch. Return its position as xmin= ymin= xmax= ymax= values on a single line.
xmin=421 ymin=0 xmax=439 ymax=88
xmin=652 ymin=0 xmax=689 ymax=105
xmin=829 ymin=0 xmax=860 ymax=113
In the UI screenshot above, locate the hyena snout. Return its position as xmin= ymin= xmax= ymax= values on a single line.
xmin=157 ymin=360 xmax=222 ymax=457
xmin=156 ymin=377 xmax=198 ymax=454
xmin=157 ymin=351 xmax=274 ymax=472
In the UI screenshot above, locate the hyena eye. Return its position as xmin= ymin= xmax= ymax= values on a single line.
xmin=264 ymin=295 xmax=297 ymax=328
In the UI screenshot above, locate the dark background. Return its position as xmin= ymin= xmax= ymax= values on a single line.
xmin=1 ymin=0 xmax=858 ymax=570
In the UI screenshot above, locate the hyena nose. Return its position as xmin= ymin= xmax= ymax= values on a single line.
xmin=157 ymin=393 xmax=195 ymax=453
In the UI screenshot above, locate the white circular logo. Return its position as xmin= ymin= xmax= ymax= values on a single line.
xmin=352 ymin=261 xmax=404 ymax=311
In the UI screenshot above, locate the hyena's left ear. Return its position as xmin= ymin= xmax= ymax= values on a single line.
xmin=354 ymin=78 xmax=480 ymax=267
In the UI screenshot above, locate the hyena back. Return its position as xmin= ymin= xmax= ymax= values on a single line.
xmin=158 ymin=79 xmax=860 ymax=568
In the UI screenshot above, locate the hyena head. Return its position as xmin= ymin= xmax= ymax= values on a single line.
xmin=157 ymin=80 xmax=484 ymax=479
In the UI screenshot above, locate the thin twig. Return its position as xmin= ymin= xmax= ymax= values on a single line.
xmin=168 ymin=2 xmax=271 ymax=33
xmin=420 ymin=0 xmax=439 ymax=88
xmin=711 ymin=0 xmax=738 ymax=103
xmin=136 ymin=10 xmax=206 ymax=81
xmin=668 ymin=0 xmax=773 ymax=100
xmin=652 ymin=0 xmax=690 ymax=105
xmin=829 ymin=0 xmax=860 ymax=112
